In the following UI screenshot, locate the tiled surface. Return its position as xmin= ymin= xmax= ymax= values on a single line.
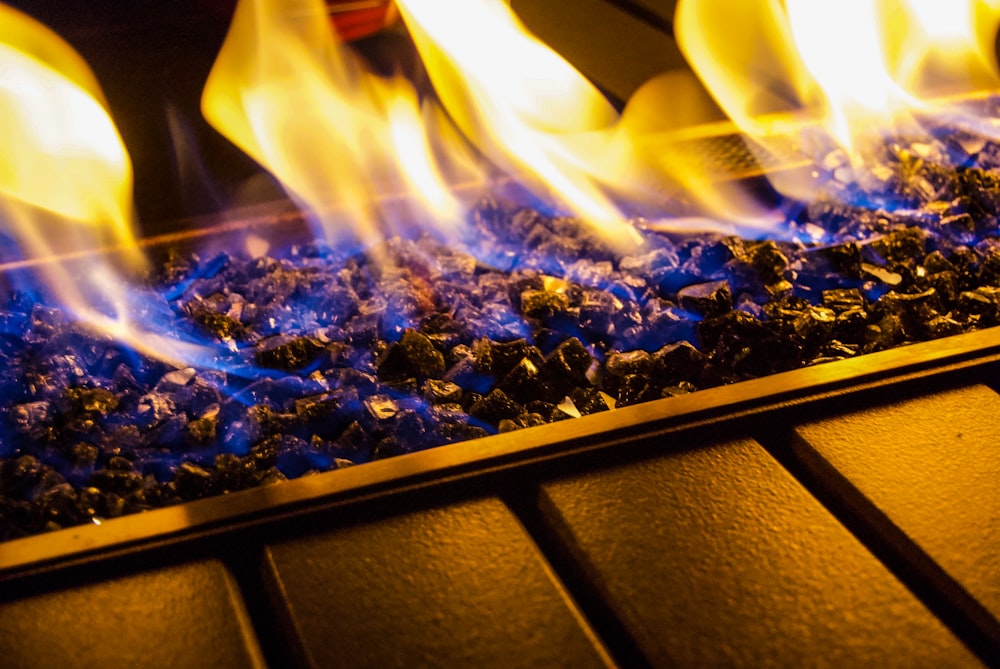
xmin=263 ymin=497 xmax=613 ymax=669
xmin=2 ymin=385 xmax=997 ymax=667
xmin=537 ymin=437 xmax=980 ymax=667
xmin=793 ymin=384 xmax=1000 ymax=622
xmin=0 ymin=560 xmax=264 ymax=669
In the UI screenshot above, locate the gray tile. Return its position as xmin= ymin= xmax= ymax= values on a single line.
xmin=0 ymin=560 xmax=264 ymax=669
xmin=265 ymin=496 xmax=613 ymax=669
xmin=539 ymin=438 xmax=980 ymax=667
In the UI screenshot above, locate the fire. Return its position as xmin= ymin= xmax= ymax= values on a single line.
xmin=675 ymin=0 xmax=1000 ymax=158
xmin=394 ymin=0 xmax=639 ymax=242
xmin=202 ymin=0 xmax=481 ymax=247
xmin=0 ymin=4 xmax=136 ymax=256
xmin=611 ymin=71 xmax=789 ymax=237
xmin=0 ymin=4 xmax=212 ymax=366
xmin=4 ymin=0 xmax=1000 ymax=370
xmin=203 ymin=0 xmax=643 ymax=247
xmin=886 ymin=0 xmax=1000 ymax=96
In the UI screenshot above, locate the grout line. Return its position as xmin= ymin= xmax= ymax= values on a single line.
xmin=522 ymin=528 xmax=621 ymax=669
xmin=224 ymin=544 xmax=311 ymax=669
xmin=981 ymin=378 xmax=1000 ymax=397
xmin=222 ymin=562 xmax=272 ymax=669
xmin=503 ymin=485 xmax=654 ymax=669
xmin=758 ymin=427 xmax=1000 ymax=668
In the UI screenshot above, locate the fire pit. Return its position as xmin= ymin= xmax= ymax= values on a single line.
xmin=1 ymin=155 xmax=999 ymax=542
xmin=0 ymin=1 xmax=998 ymax=667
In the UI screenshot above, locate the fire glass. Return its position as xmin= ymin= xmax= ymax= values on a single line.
xmin=3 ymin=134 xmax=1000 ymax=541
xmin=3 ymin=0 xmax=1000 ymax=542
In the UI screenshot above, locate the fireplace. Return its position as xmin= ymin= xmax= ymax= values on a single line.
xmin=0 ymin=1 xmax=998 ymax=667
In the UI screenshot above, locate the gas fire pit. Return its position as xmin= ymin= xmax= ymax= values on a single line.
xmin=2 ymin=138 xmax=1000 ymax=542
xmin=1 ymin=1 xmax=999 ymax=668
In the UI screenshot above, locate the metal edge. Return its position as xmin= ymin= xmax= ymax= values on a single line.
xmin=1 ymin=325 xmax=997 ymax=577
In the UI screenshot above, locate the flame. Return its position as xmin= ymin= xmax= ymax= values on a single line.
xmin=0 ymin=4 xmax=136 ymax=253
xmin=608 ymin=70 xmax=789 ymax=237
xmin=203 ymin=0 xmax=644 ymax=247
xmin=0 ymin=4 xmax=214 ymax=367
xmin=676 ymin=0 xmax=1000 ymax=157
xmin=887 ymin=0 xmax=1000 ymax=96
xmin=395 ymin=0 xmax=641 ymax=244
xmin=202 ymin=0 xmax=475 ymax=248
xmin=406 ymin=1 xmax=781 ymax=235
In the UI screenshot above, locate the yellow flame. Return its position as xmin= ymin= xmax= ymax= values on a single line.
xmin=0 ymin=4 xmax=216 ymax=366
xmin=608 ymin=70 xmax=785 ymax=234
xmin=202 ymin=0 xmax=647 ymax=247
xmin=0 ymin=4 xmax=136 ymax=252
xmin=395 ymin=0 xmax=641 ymax=244
xmin=202 ymin=0 xmax=475 ymax=246
xmin=785 ymin=0 xmax=908 ymax=146
xmin=676 ymin=0 xmax=1000 ymax=156
xmin=887 ymin=0 xmax=1000 ymax=95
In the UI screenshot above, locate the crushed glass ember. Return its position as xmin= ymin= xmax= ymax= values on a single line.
xmin=3 ymin=128 xmax=1000 ymax=539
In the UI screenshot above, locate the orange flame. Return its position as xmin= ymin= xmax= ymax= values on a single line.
xmin=676 ymin=0 xmax=1000 ymax=158
xmin=395 ymin=0 xmax=642 ymax=242
xmin=0 ymin=3 xmax=214 ymax=366
xmin=396 ymin=0 xmax=781 ymax=235
xmin=203 ymin=0 xmax=650 ymax=248
xmin=202 ymin=0 xmax=479 ymax=248
xmin=0 ymin=4 xmax=136 ymax=254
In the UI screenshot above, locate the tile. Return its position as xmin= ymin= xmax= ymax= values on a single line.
xmin=539 ymin=438 xmax=980 ymax=667
xmin=0 ymin=560 xmax=264 ymax=669
xmin=265 ymin=496 xmax=612 ymax=669
xmin=794 ymin=384 xmax=1000 ymax=621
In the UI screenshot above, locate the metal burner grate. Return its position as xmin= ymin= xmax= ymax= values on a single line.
xmin=664 ymin=130 xmax=810 ymax=180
